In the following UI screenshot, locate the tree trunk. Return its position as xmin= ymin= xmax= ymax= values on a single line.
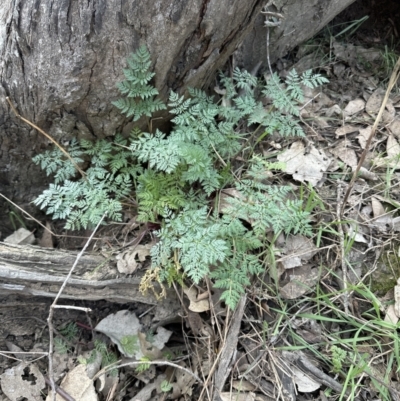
xmin=237 ymin=0 xmax=357 ymax=72
xmin=0 ymin=0 xmax=354 ymax=237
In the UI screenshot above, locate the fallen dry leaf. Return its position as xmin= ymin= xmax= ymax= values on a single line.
xmin=130 ymin=374 xmax=166 ymax=401
xmin=232 ymin=380 xmax=257 ymax=392
xmin=49 ymin=364 xmax=97 ymax=401
xmin=97 ymin=374 xmax=119 ymax=400
xmin=325 ymin=104 xmax=343 ymax=117
xmin=332 ymin=41 xmax=381 ymax=65
xmin=388 ymin=118 xmax=400 ymax=139
xmin=371 ymin=197 xmax=385 ymax=218
xmin=370 ymin=194 xmax=400 ymax=209
xmin=374 ymin=135 xmax=400 ymax=169
xmin=138 ymin=326 xmax=172 ymax=360
xmin=116 ymin=244 xmax=152 ymax=274
xmin=280 ymin=235 xmax=318 ymax=269
xmin=330 ymin=140 xmax=358 ymax=167
xmin=95 ymin=310 xmax=172 ymax=359
xmin=220 ymin=392 xmax=255 ymax=401
xmin=371 ymin=215 xmax=400 ymax=233
xmin=294 ymin=318 xmax=323 ymax=344
xmin=187 ymin=310 xmax=204 ymax=335
xmin=280 ymin=265 xmax=319 ymax=299
xmin=387 ymin=134 xmax=400 ymax=158
xmin=184 ymin=286 xmax=210 ymax=312
xmin=95 ymin=310 xmax=142 ymax=358
xmin=357 ymin=126 xmax=372 ymax=149
xmin=1 ymin=363 xmax=45 ymax=401
xmin=366 ymin=88 xmax=395 ymax=123
xmin=4 ymin=227 xmax=35 ymax=245
xmin=335 ymin=124 xmax=359 ymax=137
xmin=385 ymin=304 xmax=399 ymax=325
xmin=355 ymin=166 xmax=378 ymax=181
xmin=344 ymin=98 xmax=365 ymax=117
xmin=38 ymin=221 xmax=54 ymax=248
xmin=301 ymin=86 xmax=333 ymax=112
xmin=175 ymin=361 xmax=196 ymax=397
xmin=292 ymin=366 xmax=321 ymax=392
xmin=346 ymin=223 xmax=368 ymax=244
xmin=277 ymin=141 xmax=331 ymax=186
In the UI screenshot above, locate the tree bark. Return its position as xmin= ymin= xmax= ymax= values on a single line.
xmin=237 ymin=0 xmax=357 ymax=72
xmin=0 ymin=0 xmax=355 ymax=237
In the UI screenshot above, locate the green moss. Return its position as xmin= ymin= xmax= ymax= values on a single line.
xmin=370 ymin=249 xmax=400 ymax=295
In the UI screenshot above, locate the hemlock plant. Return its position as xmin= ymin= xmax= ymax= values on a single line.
xmin=33 ymin=46 xmax=328 ymax=309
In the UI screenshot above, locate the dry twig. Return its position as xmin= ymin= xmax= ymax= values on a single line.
xmin=93 ymin=359 xmax=204 ymax=384
xmin=47 ymin=213 xmax=106 ymax=401
xmin=340 ymin=56 xmax=400 ymax=216
xmin=6 ymin=97 xmax=86 ymax=179
xmin=337 ymin=182 xmax=349 ymax=314
xmin=209 ymin=296 xmax=246 ymax=401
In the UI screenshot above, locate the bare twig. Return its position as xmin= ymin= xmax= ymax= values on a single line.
xmin=0 ymin=350 xmax=48 ymax=355
xmin=6 ymin=97 xmax=86 ymax=179
xmin=52 ymin=305 xmax=92 ymax=312
xmin=0 ymin=351 xmax=48 ymax=364
xmin=337 ymin=182 xmax=349 ymax=314
xmin=47 ymin=213 xmax=106 ymax=400
xmin=43 ymin=376 xmax=76 ymax=401
xmin=340 ymin=56 xmax=400 ymax=217
xmin=211 ymin=296 xmax=246 ymax=401
xmin=106 ymin=380 xmax=119 ymax=401
xmin=0 ymin=192 xmax=102 ymax=240
xmin=295 ymin=353 xmax=345 ymax=393
xmin=0 ymin=192 xmax=60 ymax=237
xmin=93 ymin=359 xmax=204 ymax=384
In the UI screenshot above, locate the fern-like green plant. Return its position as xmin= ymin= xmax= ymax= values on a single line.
xmin=54 ymin=322 xmax=79 ymax=355
xmin=112 ymin=45 xmax=166 ymax=121
xmin=86 ymin=339 xmax=119 ymax=376
xmin=33 ymin=46 xmax=328 ymax=308
xmin=33 ymin=135 xmax=141 ymax=229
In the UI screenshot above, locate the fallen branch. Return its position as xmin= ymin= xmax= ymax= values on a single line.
xmin=0 ymin=241 xmax=163 ymax=304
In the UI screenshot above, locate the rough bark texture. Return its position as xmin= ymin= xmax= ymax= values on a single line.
xmin=0 ymin=242 xmax=176 ymax=305
xmin=0 ymin=0 xmax=354 ymax=237
xmin=237 ymin=0 xmax=356 ymax=72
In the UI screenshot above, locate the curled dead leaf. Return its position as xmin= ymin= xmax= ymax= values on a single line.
xmin=366 ymin=88 xmax=395 ymax=123
xmin=184 ymin=286 xmax=210 ymax=312
xmin=116 ymin=244 xmax=152 ymax=274
xmin=335 ymin=125 xmax=359 ymax=137
xmin=344 ymin=98 xmax=365 ymax=117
